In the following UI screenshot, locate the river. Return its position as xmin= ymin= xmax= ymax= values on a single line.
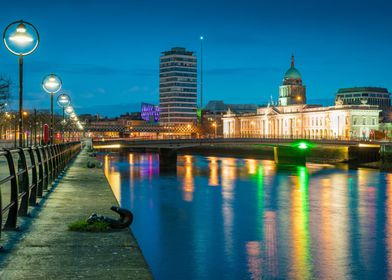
xmin=100 ymin=152 xmax=392 ymax=280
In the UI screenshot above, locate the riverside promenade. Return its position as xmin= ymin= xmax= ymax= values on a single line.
xmin=0 ymin=149 xmax=152 ymax=279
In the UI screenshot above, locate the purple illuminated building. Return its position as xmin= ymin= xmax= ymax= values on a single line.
xmin=141 ymin=103 xmax=160 ymax=122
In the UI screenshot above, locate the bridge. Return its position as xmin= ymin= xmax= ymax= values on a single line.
xmin=92 ymin=137 xmax=380 ymax=149
xmin=92 ymin=137 xmax=388 ymax=171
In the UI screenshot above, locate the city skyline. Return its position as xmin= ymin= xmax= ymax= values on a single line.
xmin=0 ymin=0 xmax=391 ymax=116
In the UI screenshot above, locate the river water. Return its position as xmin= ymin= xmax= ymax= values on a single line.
xmin=100 ymin=152 xmax=392 ymax=280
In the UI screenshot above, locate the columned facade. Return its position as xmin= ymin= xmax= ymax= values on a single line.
xmin=223 ymin=104 xmax=380 ymax=140
xmin=223 ymin=56 xmax=381 ymax=140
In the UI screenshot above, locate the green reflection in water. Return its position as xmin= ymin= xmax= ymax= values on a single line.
xmin=292 ymin=165 xmax=312 ymax=280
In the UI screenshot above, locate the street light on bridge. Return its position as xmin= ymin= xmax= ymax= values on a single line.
xmin=3 ymin=20 xmax=39 ymax=147
xmin=42 ymin=74 xmax=62 ymax=144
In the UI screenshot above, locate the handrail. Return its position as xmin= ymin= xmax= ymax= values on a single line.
xmin=0 ymin=142 xmax=82 ymax=239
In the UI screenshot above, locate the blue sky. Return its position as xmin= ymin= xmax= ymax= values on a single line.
xmin=0 ymin=0 xmax=391 ymax=116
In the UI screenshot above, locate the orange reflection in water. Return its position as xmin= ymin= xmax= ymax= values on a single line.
xmin=129 ymin=153 xmax=135 ymax=207
xmin=208 ymin=157 xmax=219 ymax=186
xmin=387 ymin=173 xmax=392 ymax=278
xmin=357 ymin=168 xmax=376 ymax=271
xmin=182 ymin=155 xmax=194 ymax=202
xmin=246 ymin=159 xmax=257 ymax=175
xmin=317 ymin=172 xmax=349 ymax=279
xmin=221 ymin=158 xmax=237 ymax=190
xmin=104 ymin=154 xmax=121 ymax=202
xmin=264 ymin=211 xmax=278 ymax=278
xmin=221 ymin=157 xmax=237 ymax=264
xmin=246 ymin=241 xmax=262 ymax=279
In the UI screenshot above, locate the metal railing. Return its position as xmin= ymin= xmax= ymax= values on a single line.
xmin=0 ymin=142 xmax=81 ymax=238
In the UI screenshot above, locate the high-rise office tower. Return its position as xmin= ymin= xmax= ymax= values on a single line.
xmin=159 ymin=47 xmax=197 ymax=124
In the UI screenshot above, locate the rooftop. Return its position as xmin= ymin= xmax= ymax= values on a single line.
xmin=162 ymin=47 xmax=194 ymax=56
xmin=338 ymin=87 xmax=389 ymax=93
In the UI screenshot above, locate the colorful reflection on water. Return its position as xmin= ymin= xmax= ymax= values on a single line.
xmin=100 ymin=152 xmax=392 ymax=280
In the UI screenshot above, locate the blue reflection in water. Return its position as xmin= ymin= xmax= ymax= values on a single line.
xmin=100 ymin=152 xmax=392 ymax=280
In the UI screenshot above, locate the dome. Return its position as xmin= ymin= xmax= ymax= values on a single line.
xmin=284 ymin=54 xmax=302 ymax=80
xmin=284 ymin=67 xmax=301 ymax=80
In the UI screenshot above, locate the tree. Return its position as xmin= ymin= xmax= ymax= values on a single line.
xmin=0 ymin=77 xmax=11 ymax=112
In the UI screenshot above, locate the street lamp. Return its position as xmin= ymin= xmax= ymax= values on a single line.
xmin=212 ymin=122 xmax=217 ymax=138
xmin=3 ymin=20 xmax=39 ymax=147
xmin=65 ymin=105 xmax=74 ymax=115
xmin=199 ymin=35 xmax=204 ymax=125
xmin=42 ymin=74 xmax=62 ymax=144
xmin=57 ymin=94 xmax=70 ymax=142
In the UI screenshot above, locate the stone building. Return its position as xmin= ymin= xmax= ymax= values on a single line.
xmin=223 ymin=56 xmax=381 ymax=140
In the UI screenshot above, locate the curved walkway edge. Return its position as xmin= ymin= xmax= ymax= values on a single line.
xmin=0 ymin=148 xmax=153 ymax=279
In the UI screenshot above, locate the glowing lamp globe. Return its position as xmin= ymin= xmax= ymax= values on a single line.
xmin=57 ymin=93 xmax=71 ymax=108
xmin=3 ymin=20 xmax=39 ymax=56
xmin=64 ymin=106 xmax=74 ymax=115
xmin=42 ymin=74 xmax=62 ymax=94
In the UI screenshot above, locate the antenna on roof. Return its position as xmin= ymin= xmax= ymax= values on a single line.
xmin=291 ymin=54 xmax=295 ymax=67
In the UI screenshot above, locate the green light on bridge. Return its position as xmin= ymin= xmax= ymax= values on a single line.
xmin=298 ymin=142 xmax=309 ymax=150
xmin=291 ymin=140 xmax=314 ymax=150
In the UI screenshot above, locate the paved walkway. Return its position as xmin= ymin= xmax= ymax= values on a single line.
xmin=0 ymin=149 xmax=152 ymax=279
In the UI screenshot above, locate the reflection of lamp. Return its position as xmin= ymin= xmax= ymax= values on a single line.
xmin=3 ymin=20 xmax=39 ymax=147
xmin=42 ymin=74 xmax=62 ymax=144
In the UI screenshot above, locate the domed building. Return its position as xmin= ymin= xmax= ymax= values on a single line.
xmin=222 ymin=55 xmax=382 ymax=140
xmin=279 ymin=55 xmax=306 ymax=106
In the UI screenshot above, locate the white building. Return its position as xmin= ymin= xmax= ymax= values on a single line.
xmin=223 ymin=56 xmax=381 ymax=140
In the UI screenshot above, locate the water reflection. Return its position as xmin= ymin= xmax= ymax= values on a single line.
xmin=100 ymin=152 xmax=392 ymax=280
xmin=182 ymin=155 xmax=194 ymax=202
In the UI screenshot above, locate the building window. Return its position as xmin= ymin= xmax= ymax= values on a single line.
xmin=353 ymin=118 xmax=357 ymax=125
xmin=363 ymin=118 xmax=366 ymax=125
xmin=372 ymin=118 xmax=375 ymax=125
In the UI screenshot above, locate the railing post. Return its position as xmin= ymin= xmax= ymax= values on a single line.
xmin=47 ymin=145 xmax=54 ymax=186
xmin=17 ymin=148 xmax=29 ymax=216
xmin=36 ymin=146 xmax=44 ymax=197
xmin=3 ymin=149 xmax=19 ymax=230
xmin=28 ymin=147 xmax=38 ymax=206
xmin=41 ymin=146 xmax=49 ymax=191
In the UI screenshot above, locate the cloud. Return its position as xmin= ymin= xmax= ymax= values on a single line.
xmin=206 ymin=66 xmax=280 ymax=76
xmin=77 ymin=102 xmax=145 ymax=117
xmin=25 ymin=61 xmax=156 ymax=77
xmin=95 ymin=87 xmax=106 ymax=94
xmin=128 ymin=86 xmax=149 ymax=93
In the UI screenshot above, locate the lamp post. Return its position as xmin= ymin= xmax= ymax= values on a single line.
xmin=3 ymin=20 xmax=39 ymax=147
xmin=57 ymin=94 xmax=71 ymax=142
xmin=200 ymin=35 xmax=204 ymax=109
xmin=199 ymin=35 xmax=204 ymax=125
xmin=212 ymin=122 xmax=217 ymax=138
xmin=22 ymin=111 xmax=28 ymax=146
xmin=64 ymin=106 xmax=74 ymax=142
xmin=42 ymin=74 xmax=62 ymax=144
